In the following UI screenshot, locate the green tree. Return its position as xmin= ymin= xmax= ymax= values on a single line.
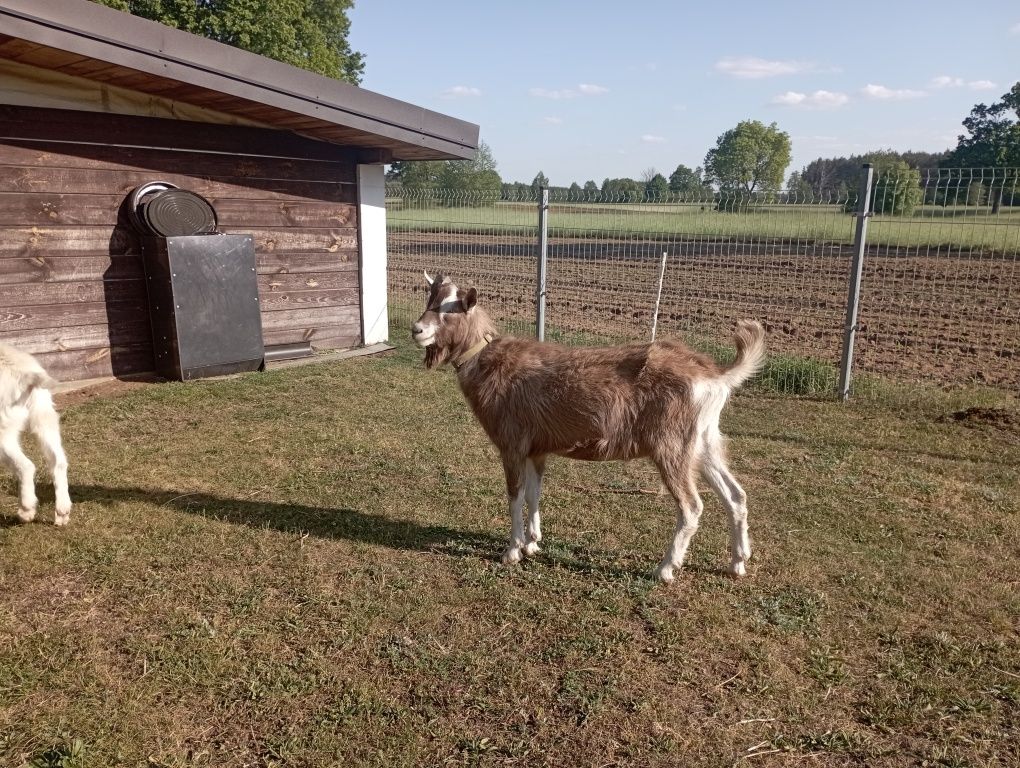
xmin=531 ymin=171 xmax=550 ymax=194
xmin=645 ymin=173 xmax=670 ymax=200
xmin=966 ymin=181 xmax=988 ymax=207
xmin=786 ymin=171 xmax=813 ymax=201
xmin=862 ymin=152 xmax=922 ymax=216
xmin=89 ymin=0 xmax=364 ymax=84
xmin=389 ymin=141 xmax=502 ymax=202
xmin=387 ymin=160 xmax=443 ymax=188
xmin=668 ymin=164 xmax=707 ymax=198
xmin=703 ymin=120 xmax=792 ymax=195
xmin=600 ymin=178 xmax=643 ymax=202
xmin=943 ymin=82 xmax=1020 ymax=212
xmin=583 ymin=180 xmax=599 ymax=195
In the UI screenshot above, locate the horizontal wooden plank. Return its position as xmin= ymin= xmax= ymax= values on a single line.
xmin=0 ymin=164 xmax=357 ymax=203
xmin=258 ymin=272 xmax=358 ymax=293
xmin=0 ymin=254 xmax=143 ymax=285
xmin=0 ymin=278 xmax=147 ymax=309
xmin=0 ymin=193 xmax=357 ymax=228
xmin=260 ymin=305 xmax=360 ymax=330
xmin=256 ymin=251 xmax=359 ymax=274
xmin=0 ymin=105 xmax=361 ymax=166
xmin=0 ymin=252 xmax=358 ymax=285
xmin=263 ymin=325 xmax=361 ymax=349
xmin=0 ymin=227 xmax=359 ymax=257
xmin=1 ymin=322 xmax=151 ymax=356
xmin=32 ymin=344 xmax=155 ymax=383
xmin=259 ymin=288 xmax=359 ymax=311
xmin=0 ymin=301 xmax=148 ymax=333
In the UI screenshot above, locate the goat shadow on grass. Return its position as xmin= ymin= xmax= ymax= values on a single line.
xmin=68 ymin=484 xmax=661 ymax=582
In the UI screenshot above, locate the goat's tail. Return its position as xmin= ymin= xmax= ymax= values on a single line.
xmin=5 ymin=367 xmax=56 ymax=407
xmin=720 ymin=320 xmax=766 ymax=389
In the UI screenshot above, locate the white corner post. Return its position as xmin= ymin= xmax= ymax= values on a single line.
xmin=357 ymin=164 xmax=388 ymax=345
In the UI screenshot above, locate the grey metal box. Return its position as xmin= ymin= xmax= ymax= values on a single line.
xmin=141 ymin=234 xmax=264 ymax=380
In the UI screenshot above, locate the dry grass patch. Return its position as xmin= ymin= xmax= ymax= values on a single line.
xmin=1 ymin=342 xmax=1018 ymax=767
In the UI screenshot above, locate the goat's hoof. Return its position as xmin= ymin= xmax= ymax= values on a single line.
xmin=656 ymin=565 xmax=676 ymax=584
xmin=729 ymin=561 xmax=747 ymax=577
xmin=17 ymin=506 xmax=37 ymax=523
xmin=524 ymin=541 xmax=541 ymax=557
xmin=54 ymin=511 xmax=70 ymax=527
xmin=501 ymin=547 xmax=523 ymax=565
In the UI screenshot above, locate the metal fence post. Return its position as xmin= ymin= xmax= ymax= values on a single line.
xmin=651 ymin=251 xmax=668 ymax=341
xmin=536 ymin=187 xmax=549 ymax=341
xmin=838 ymin=163 xmax=874 ymax=401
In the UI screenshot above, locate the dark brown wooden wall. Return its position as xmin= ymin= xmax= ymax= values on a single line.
xmin=0 ymin=105 xmax=362 ymax=382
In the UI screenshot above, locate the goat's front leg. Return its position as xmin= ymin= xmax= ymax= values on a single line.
xmin=1 ymin=432 xmax=38 ymax=522
xmin=500 ymin=455 xmax=527 ymax=565
xmin=523 ymin=455 xmax=546 ymax=556
xmin=29 ymin=392 xmax=71 ymax=526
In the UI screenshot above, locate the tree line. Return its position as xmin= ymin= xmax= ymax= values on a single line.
xmin=390 ymin=83 xmax=1020 ymax=216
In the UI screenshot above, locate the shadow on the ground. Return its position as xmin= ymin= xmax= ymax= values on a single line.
xmin=63 ymin=484 xmax=673 ymax=582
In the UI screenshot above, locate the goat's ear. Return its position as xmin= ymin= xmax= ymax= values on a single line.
xmin=462 ymin=287 xmax=477 ymax=311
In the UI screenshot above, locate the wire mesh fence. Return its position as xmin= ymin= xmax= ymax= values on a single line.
xmin=386 ymin=188 xmax=538 ymax=339
xmin=854 ymin=167 xmax=1020 ymax=398
xmin=386 ymin=167 xmax=1020 ymax=403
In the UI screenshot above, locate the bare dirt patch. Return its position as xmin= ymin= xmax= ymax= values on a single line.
xmin=389 ymin=232 xmax=1020 ymax=392
xmin=946 ymin=405 xmax=1020 ymax=433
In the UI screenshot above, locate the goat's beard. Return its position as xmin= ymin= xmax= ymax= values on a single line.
xmin=424 ymin=344 xmax=448 ymax=370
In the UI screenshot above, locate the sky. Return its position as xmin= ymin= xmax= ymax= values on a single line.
xmin=348 ymin=1 xmax=1020 ymax=186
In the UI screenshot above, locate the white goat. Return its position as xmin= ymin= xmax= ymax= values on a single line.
xmin=0 ymin=344 xmax=72 ymax=525
xmin=412 ymin=272 xmax=765 ymax=582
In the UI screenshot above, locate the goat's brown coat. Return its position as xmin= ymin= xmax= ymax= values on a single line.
xmin=412 ymin=273 xmax=765 ymax=581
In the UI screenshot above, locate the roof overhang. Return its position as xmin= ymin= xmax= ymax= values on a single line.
xmin=0 ymin=0 xmax=479 ymax=161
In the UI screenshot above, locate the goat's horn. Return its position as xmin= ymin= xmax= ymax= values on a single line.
xmin=423 ymin=270 xmax=434 ymax=286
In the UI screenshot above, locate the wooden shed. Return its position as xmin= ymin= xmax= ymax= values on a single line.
xmin=0 ymin=0 xmax=478 ymax=382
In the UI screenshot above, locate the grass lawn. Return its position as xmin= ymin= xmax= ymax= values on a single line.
xmin=1 ymin=340 xmax=1018 ymax=767
xmin=387 ymin=201 xmax=1020 ymax=253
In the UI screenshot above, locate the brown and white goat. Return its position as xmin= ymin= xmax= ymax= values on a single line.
xmin=412 ymin=272 xmax=766 ymax=582
xmin=0 ymin=344 xmax=72 ymax=525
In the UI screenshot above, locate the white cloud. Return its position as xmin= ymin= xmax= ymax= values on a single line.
xmin=930 ymin=75 xmax=998 ymax=91
xmin=715 ymin=56 xmax=811 ymax=79
xmin=861 ymin=83 xmax=925 ymax=100
xmin=1011 ymin=22 xmax=1020 ymax=34
xmin=543 ymin=116 xmax=564 ymax=125
xmin=440 ymin=85 xmax=480 ymax=99
xmin=772 ymin=90 xmax=848 ymax=108
xmin=530 ymin=83 xmax=608 ymax=99
xmin=641 ymin=134 xmax=666 ymax=144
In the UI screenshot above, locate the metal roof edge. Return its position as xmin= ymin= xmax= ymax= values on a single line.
xmin=0 ymin=0 xmax=479 ymax=159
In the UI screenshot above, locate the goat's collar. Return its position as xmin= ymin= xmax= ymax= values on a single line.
xmin=452 ymin=333 xmax=495 ymax=371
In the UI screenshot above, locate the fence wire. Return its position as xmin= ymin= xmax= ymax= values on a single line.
xmin=386 ymin=168 xmax=1019 ymax=402
xmin=854 ymin=167 xmax=1019 ymax=398
xmin=386 ymin=188 xmax=538 ymax=339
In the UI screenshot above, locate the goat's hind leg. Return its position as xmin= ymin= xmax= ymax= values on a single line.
xmin=654 ymin=450 xmax=704 ymax=584
xmin=523 ymin=455 xmax=546 ymax=557
xmin=1 ymin=408 xmax=37 ymax=522
xmin=28 ymin=390 xmax=71 ymax=526
xmin=500 ymin=454 xmax=528 ymax=565
xmin=701 ymin=438 xmax=751 ymax=576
